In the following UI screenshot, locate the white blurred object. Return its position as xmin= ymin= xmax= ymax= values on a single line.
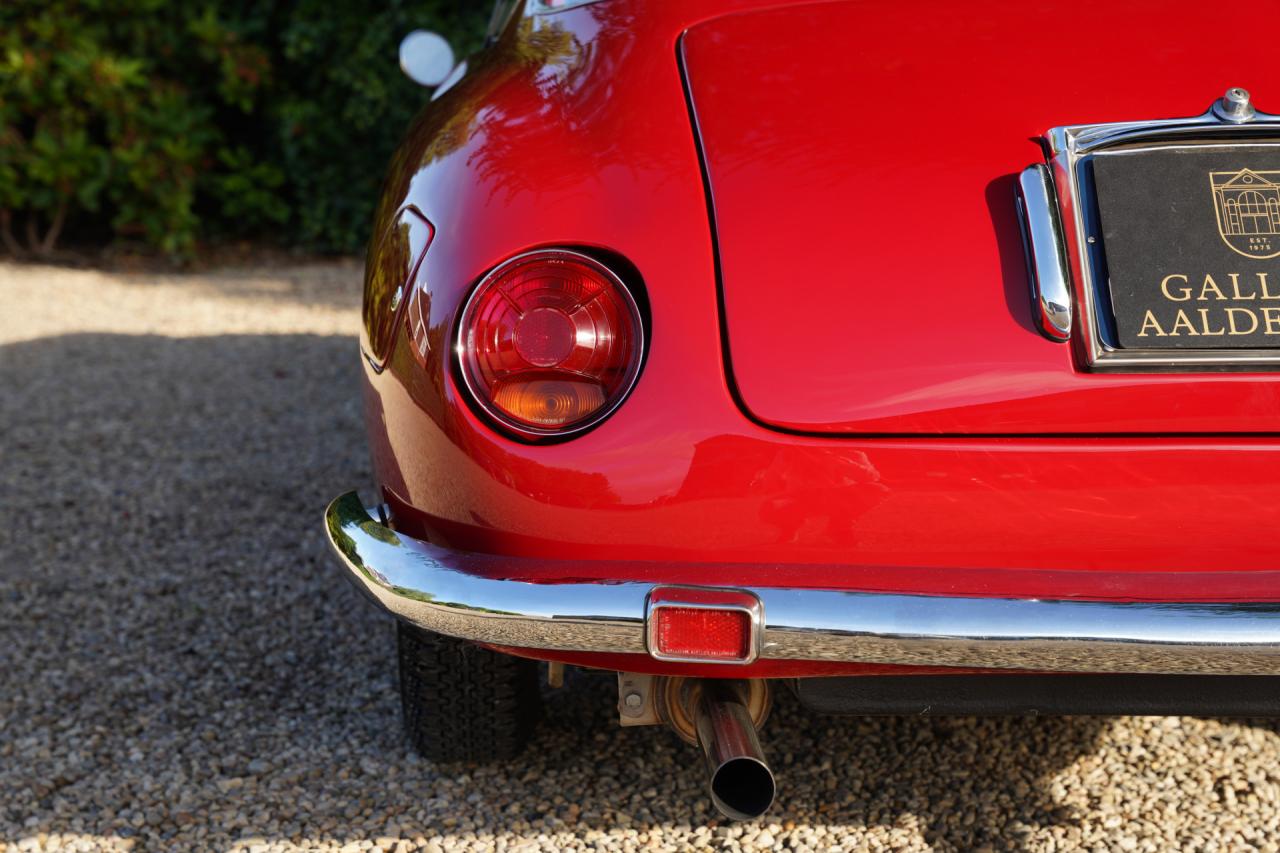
xmin=399 ymin=30 xmax=455 ymax=88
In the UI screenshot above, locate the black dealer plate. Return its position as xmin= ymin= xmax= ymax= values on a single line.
xmin=1093 ymin=144 xmax=1280 ymax=349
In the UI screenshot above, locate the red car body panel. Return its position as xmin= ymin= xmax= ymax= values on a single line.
xmin=682 ymin=0 xmax=1280 ymax=434
xmin=358 ymin=0 xmax=1280 ymax=678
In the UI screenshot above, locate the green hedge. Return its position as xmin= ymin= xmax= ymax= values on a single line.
xmin=0 ymin=0 xmax=488 ymax=257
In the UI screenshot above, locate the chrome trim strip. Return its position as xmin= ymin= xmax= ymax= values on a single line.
xmin=1015 ymin=164 xmax=1073 ymax=341
xmin=1047 ymin=88 xmax=1280 ymax=370
xmin=326 ymin=491 xmax=1280 ymax=675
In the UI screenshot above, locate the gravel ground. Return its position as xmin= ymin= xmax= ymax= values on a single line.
xmin=4 ymin=260 xmax=1280 ymax=852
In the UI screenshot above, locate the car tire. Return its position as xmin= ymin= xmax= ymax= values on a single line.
xmin=396 ymin=621 xmax=542 ymax=762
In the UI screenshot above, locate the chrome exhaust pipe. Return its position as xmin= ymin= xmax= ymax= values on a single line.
xmin=694 ymin=680 xmax=776 ymax=820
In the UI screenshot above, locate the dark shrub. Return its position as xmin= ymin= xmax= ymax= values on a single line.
xmin=0 ymin=0 xmax=487 ymax=258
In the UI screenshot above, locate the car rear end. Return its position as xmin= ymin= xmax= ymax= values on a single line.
xmin=327 ymin=0 xmax=1280 ymax=819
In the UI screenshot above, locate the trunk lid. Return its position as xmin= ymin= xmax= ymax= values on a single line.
xmin=681 ymin=0 xmax=1280 ymax=433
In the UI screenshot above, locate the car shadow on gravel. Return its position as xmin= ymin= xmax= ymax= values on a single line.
xmin=534 ymin=672 xmax=1115 ymax=851
xmin=0 ymin=331 xmax=1163 ymax=850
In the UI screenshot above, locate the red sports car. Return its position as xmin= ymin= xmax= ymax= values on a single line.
xmin=326 ymin=0 xmax=1280 ymax=820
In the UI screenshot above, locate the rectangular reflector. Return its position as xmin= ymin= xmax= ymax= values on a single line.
xmin=646 ymin=586 xmax=763 ymax=664
xmin=652 ymin=606 xmax=751 ymax=661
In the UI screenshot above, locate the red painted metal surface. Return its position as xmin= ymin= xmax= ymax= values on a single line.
xmin=682 ymin=0 xmax=1280 ymax=434
xmin=357 ymin=0 xmax=1280 ymax=676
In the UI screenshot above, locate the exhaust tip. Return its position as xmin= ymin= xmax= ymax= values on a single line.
xmin=709 ymin=755 xmax=776 ymax=821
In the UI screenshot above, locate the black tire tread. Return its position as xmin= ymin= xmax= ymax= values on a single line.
xmin=396 ymin=622 xmax=541 ymax=762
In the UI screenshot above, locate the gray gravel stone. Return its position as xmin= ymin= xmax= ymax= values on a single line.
xmin=4 ymin=260 xmax=1280 ymax=851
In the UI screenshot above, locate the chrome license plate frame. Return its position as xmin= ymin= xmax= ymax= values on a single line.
xmin=1048 ymin=93 xmax=1280 ymax=370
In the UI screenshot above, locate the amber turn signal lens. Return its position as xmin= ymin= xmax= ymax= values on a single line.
xmin=456 ymin=250 xmax=643 ymax=438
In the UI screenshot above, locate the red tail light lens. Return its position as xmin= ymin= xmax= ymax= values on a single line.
xmin=457 ymin=250 xmax=644 ymax=438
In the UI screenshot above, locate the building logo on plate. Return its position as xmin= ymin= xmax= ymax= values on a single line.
xmin=1211 ymin=169 xmax=1280 ymax=259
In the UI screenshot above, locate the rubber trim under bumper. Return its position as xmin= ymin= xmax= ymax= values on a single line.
xmin=325 ymin=491 xmax=1280 ymax=675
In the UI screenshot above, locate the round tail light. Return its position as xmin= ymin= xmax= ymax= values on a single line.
xmin=456 ymin=249 xmax=644 ymax=439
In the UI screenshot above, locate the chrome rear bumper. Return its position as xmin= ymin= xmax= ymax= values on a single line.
xmin=325 ymin=491 xmax=1280 ymax=675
